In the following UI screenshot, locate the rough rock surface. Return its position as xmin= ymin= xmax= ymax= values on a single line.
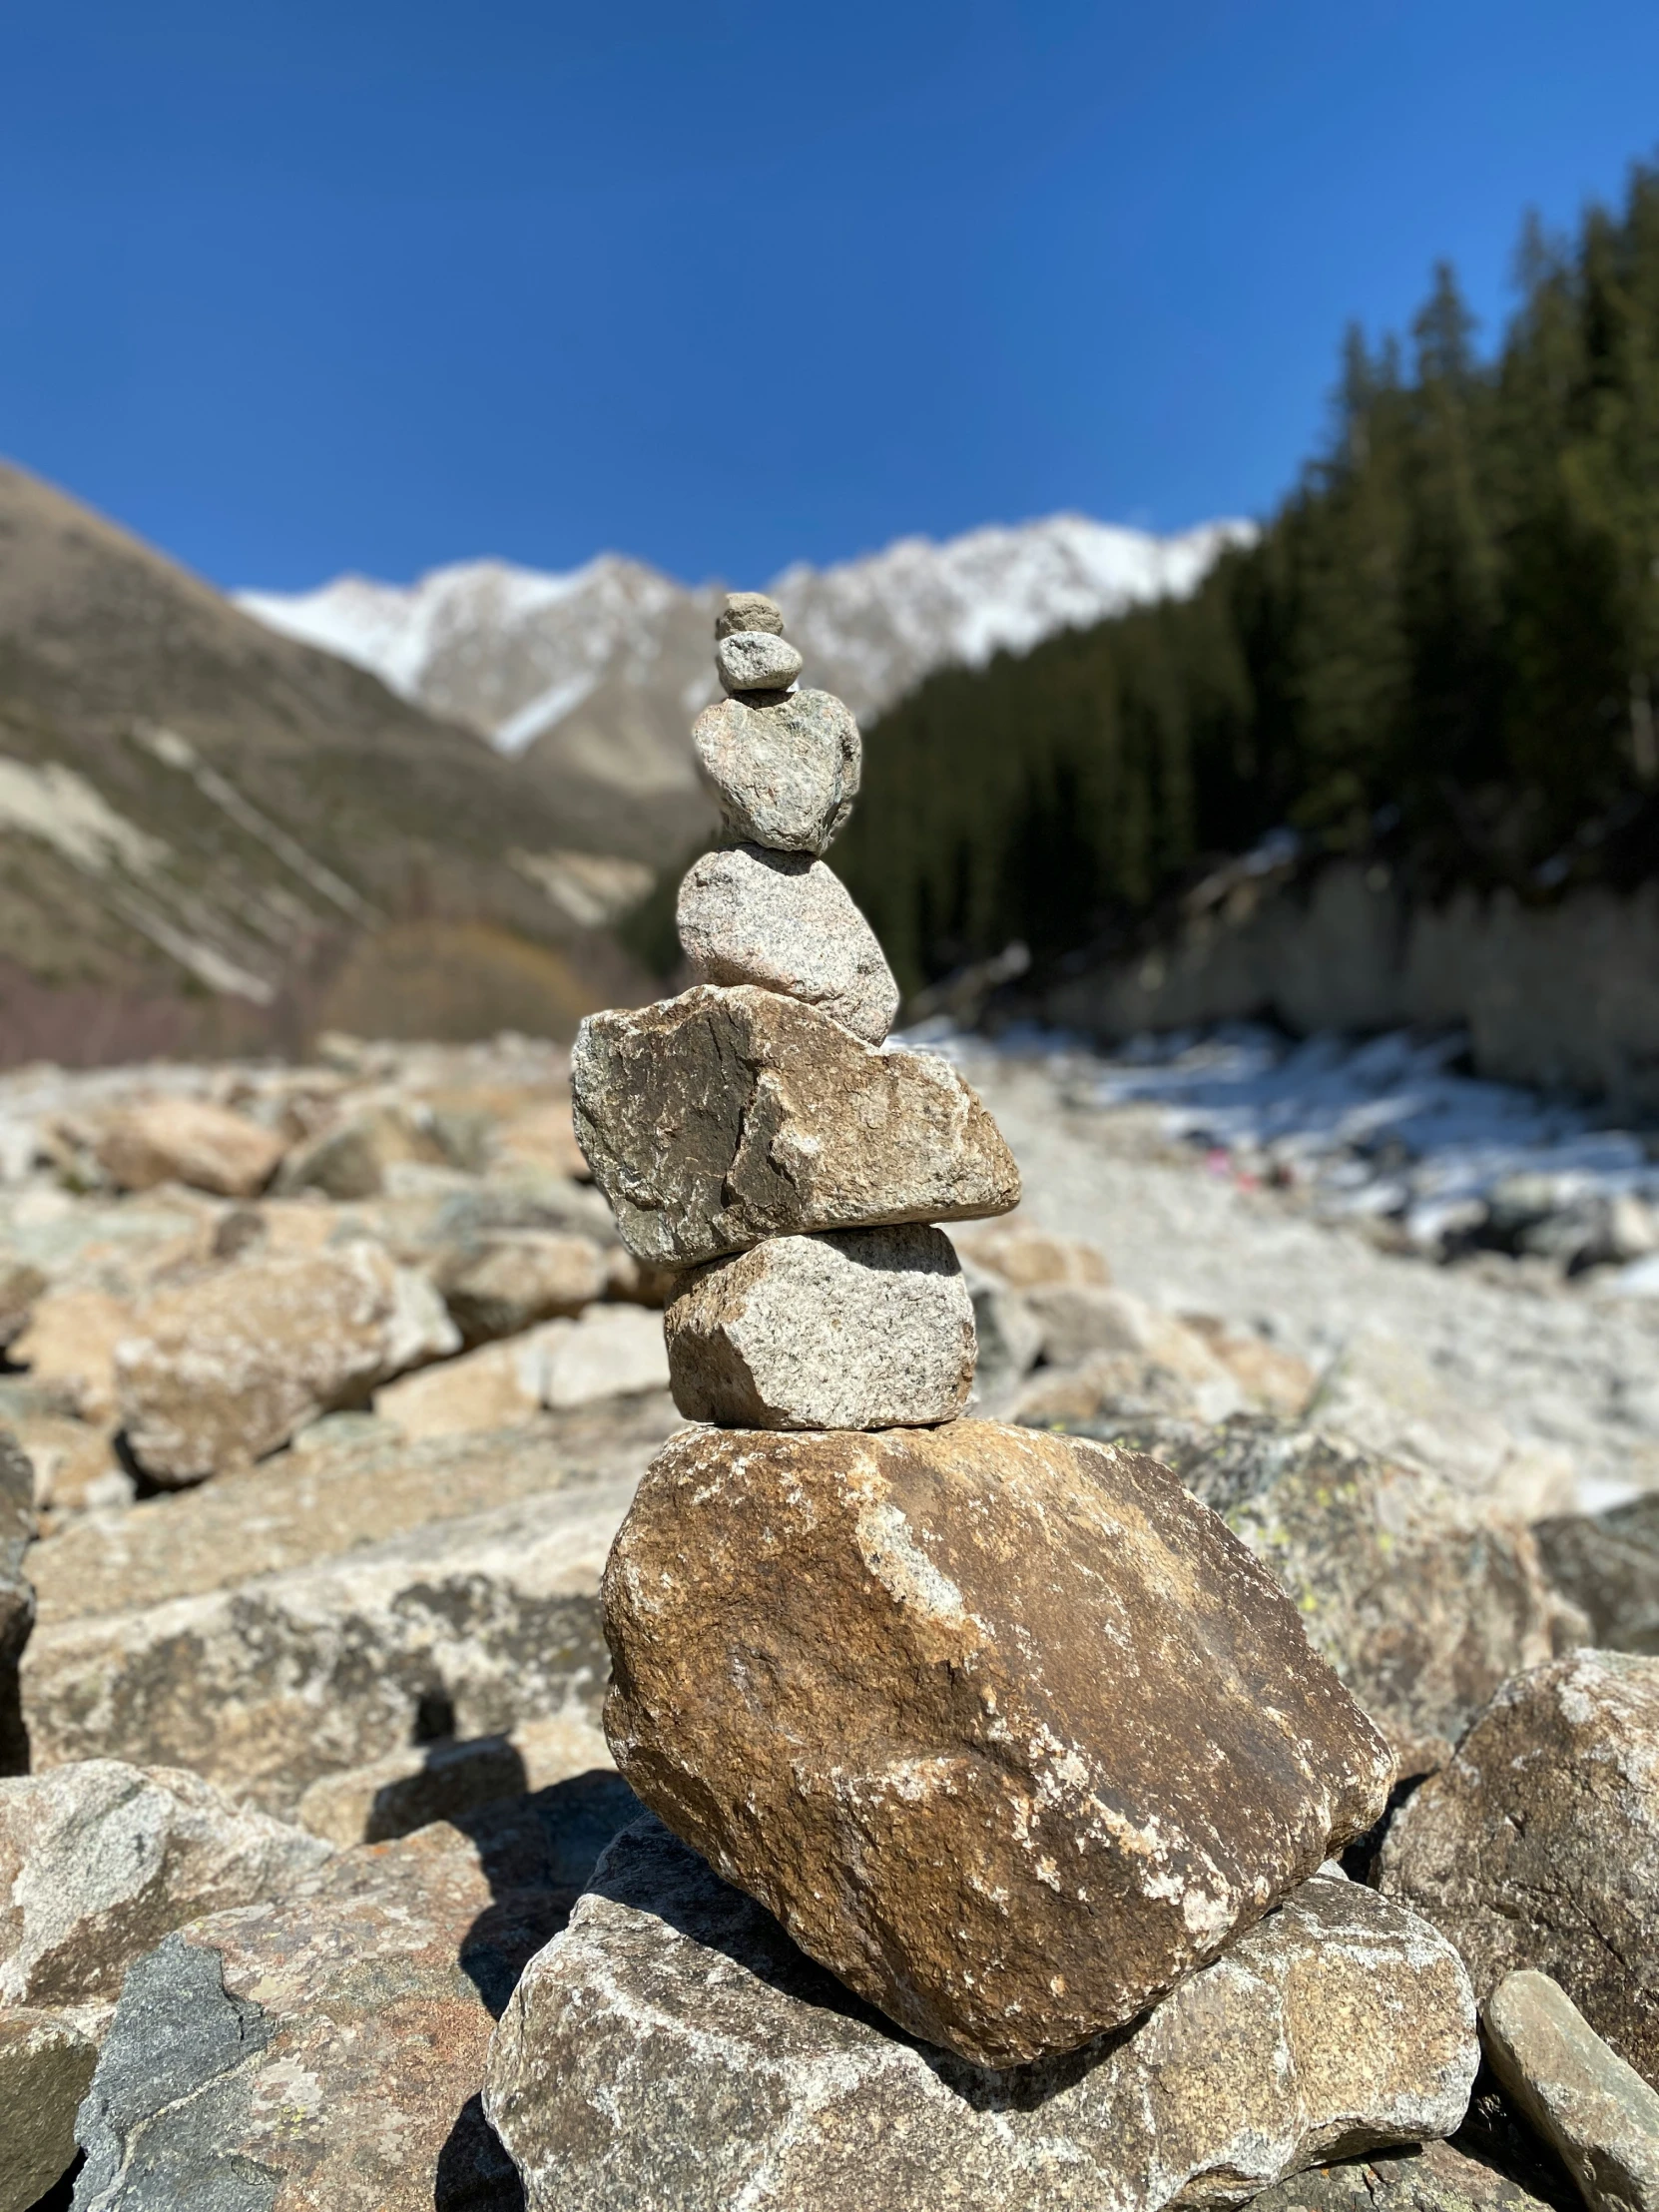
xmin=716 ymin=628 xmax=805 ymax=693
xmin=676 ymin=843 xmax=899 ymax=1042
xmin=0 ymin=2006 xmax=97 ymax=2212
xmin=572 ymin=983 xmax=1019 ymax=1267
xmin=603 ymin=1420 xmax=1395 ymax=2067
xmin=294 ymin=1710 xmax=614 ymax=1846
xmin=485 ymin=1816 xmax=1475 ymax=2212
xmin=0 ymin=1433 xmax=33 ymax=1777
xmin=373 ymin=1305 xmax=669 ymax=1437
xmin=1070 ymin=1418 xmax=1570 ymax=1777
xmin=1482 ymin=1969 xmax=1659 ymax=2212
xmin=665 ymin=1225 xmax=976 ymax=1429
xmin=1247 ymin=2137 xmax=1563 ymax=2212
xmin=436 ymin=1229 xmax=608 ymax=1344
xmin=691 ymin=689 xmax=860 ymax=851
xmin=94 ymin=1098 xmax=285 ymax=1198
xmin=952 ymin=1218 xmax=1112 ymax=1289
xmin=715 ymin=589 xmax=784 ymax=637
xmin=540 ymin=1304 xmax=670 ymax=1408
xmin=1534 ymin=1493 xmax=1659 ymax=1653
xmin=24 ymin=1477 xmax=637 ymax=1814
xmin=73 ymin=1773 xmax=642 ymax=2212
xmin=116 ymin=1242 xmax=459 ymax=1483
xmin=0 ymin=1760 xmax=329 ymax=2009
xmin=1381 ymin=1652 xmax=1659 ymax=2084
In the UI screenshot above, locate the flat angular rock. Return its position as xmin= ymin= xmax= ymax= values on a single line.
xmin=602 ymin=1420 xmax=1395 ymax=2067
xmin=0 ymin=1433 xmax=33 ymax=1778
xmin=716 ymin=590 xmax=785 ymax=636
xmin=0 ymin=2006 xmax=97 ymax=2212
xmin=0 ymin=1760 xmax=329 ymax=2009
xmin=1482 ymin=1970 xmax=1659 ymax=2212
xmin=94 ymin=1097 xmax=284 ymax=1198
xmin=952 ymin=1219 xmax=1112 ymax=1289
xmin=484 ymin=1816 xmax=1476 ymax=2212
xmin=72 ymin=1776 xmax=642 ymax=2212
xmin=692 ymin=690 xmax=860 ymax=851
xmin=1075 ymin=1418 xmax=1570 ymax=1778
xmin=1381 ymin=1652 xmax=1659 ymax=2084
xmin=716 ymin=628 xmax=805 ymax=693
xmin=116 ymin=1242 xmax=459 ymax=1483
xmin=666 ymin=1225 xmax=976 ymax=1428
xmin=1248 ymin=2137 xmax=1562 ymax=2212
xmin=573 ymin=984 xmax=1019 ymax=1267
xmin=676 ymin=843 xmax=899 ymax=1041
xmin=25 ymin=1477 xmax=637 ymax=1815
xmin=436 ymin=1229 xmax=608 ymax=1344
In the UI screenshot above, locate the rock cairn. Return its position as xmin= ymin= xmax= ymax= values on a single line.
xmin=493 ymin=594 xmax=1482 ymax=2208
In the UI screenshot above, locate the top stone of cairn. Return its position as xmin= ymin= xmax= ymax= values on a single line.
xmin=716 ymin=590 xmax=786 ymax=639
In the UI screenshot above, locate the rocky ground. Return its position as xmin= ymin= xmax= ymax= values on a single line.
xmin=0 ymin=1029 xmax=1656 ymax=2208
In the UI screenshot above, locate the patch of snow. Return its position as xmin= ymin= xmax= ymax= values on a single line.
xmin=0 ymin=757 xmax=170 ymax=876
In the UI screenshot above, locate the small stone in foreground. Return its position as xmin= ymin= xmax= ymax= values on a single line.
xmin=603 ymin=1420 xmax=1395 ymax=2066
xmin=676 ymin=843 xmax=899 ymax=1042
xmin=484 ymin=1816 xmax=1476 ymax=2212
xmin=717 ymin=629 xmax=804 ymax=694
xmin=692 ymin=690 xmax=860 ymax=852
xmin=0 ymin=2006 xmax=96 ymax=2212
xmin=665 ymin=1226 xmax=976 ymax=1429
xmin=572 ymin=984 xmax=1019 ymax=1267
xmin=1380 ymin=1651 xmax=1659 ymax=2085
xmin=1482 ymin=1970 xmax=1659 ymax=2212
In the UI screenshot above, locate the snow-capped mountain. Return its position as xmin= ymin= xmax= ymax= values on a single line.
xmin=239 ymin=513 xmax=1252 ymax=864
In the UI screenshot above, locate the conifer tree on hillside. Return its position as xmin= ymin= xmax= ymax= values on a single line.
xmin=833 ymin=162 xmax=1659 ymax=997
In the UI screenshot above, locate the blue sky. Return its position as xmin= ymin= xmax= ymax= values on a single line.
xmin=4 ymin=0 xmax=1658 ymax=592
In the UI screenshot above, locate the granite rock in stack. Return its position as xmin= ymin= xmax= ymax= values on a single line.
xmin=499 ymin=594 xmax=1475 ymax=2210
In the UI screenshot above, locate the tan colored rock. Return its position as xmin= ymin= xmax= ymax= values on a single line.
xmin=677 ymin=843 xmax=900 ymax=1042
xmin=486 ymin=1817 xmax=1477 ymax=2212
xmin=603 ymin=1420 xmax=1395 ymax=2068
xmin=1381 ymin=1651 xmax=1659 ymax=2084
xmin=1482 ymin=1969 xmax=1659 ymax=2212
xmin=495 ymin=1092 xmax=590 ymax=1180
xmin=717 ymin=628 xmax=805 ymax=694
xmin=666 ymin=1226 xmax=975 ymax=1428
xmin=1010 ymin=1288 xmax=1247 ymax=1425
xmin=951 ymin=1218 xmax=1112 ymax=1289
xmin=1185 ymin=1316 xmax=1318 ymax=1416
xmin=11 ymin=1288 xmax=133 ymax=1423
xmin=0 ymin=2007 xmax=96 ymax=2212
xmin=1232 ymin=2133 xmax=1560 ymax=2212
xmin=692 ymin=690 xmax=860 ymax=852
xmin=438 ymin=1229 xmax=607 ymax=1343
xmin=375 ymin=1331 xmax=545 ymax=1437
xmin=8 ymin=1413 xmax=115 ymax=1512
xmin=716 ymin=590 xmax=785 ymax=637
xmin=0 ymin=1760 xmax=330 ymax=2009
xmin=115 ymin=1241 xmax=459 ymax=1483
xmin=94 ymin=1096 xmax=284 ymax=1198
xmin=573 ymin=984 xmax=1019 ymax=1267
xmin=0 ymin=1263 xmax=44 ymax=1349
xmin=541 ymin=1304 xmax=670 ymax=1408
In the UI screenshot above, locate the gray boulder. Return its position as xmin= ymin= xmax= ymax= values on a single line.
xmin=1534 ymin=1491 xmax=1659 ymax=1653
xmin=691 ymin=689 xmax=860 ymax=851
xmin=715 ymin=628 xmax=804 ymax=694
xmin=571 ymin=983 xmax=1020 ymax=1268
xmin=1482 ymin=1969 xmax=1659 ymax=2212
xmin=1067 ymin=1417 xmax=1570 ymax=1777
xmin=675 ymin=843 xmax=899 ymax=1042
xmin=72 ymin=1772 xmax=641 ymax=2212
xmin=664 ymin=1225 xmax=976 ymax=1429
xmin=484 ymin=1817 xmax=1477 ymax=2212
xmin=1381 ymin=1651 xmax=1659 ymax=2085
xmin=0 ymin=1760 xmax=329 ymax=2011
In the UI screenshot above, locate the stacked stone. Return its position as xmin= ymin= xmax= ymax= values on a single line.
xmin=575 ymin=589 xmax=1019 ymax=1433
xmin=530 ymin=596 xmax=1477 ymax=2211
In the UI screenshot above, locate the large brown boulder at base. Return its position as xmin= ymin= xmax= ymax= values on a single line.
xmin=602 ymin=1420 xmax=1396 ymax=2068
xmin=571 ymin=984 xmax=1020 ymax=1267
xmin=484 ymin=1820 xmax=1477 ymax=2212
xmin=1380 ymin=1651 xmax=1659 ymax=2087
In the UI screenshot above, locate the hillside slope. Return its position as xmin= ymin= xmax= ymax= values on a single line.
xmin=0 ymin=460 xmax=638 ymax=1059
